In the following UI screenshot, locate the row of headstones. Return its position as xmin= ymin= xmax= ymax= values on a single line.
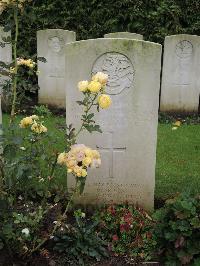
xmin=1 ymin=28 xmax=200 ymax=113
xmin=0 ymin=28 xmax=160 ymax=210
xmin=0 ymin=28 xmax=199 ymax=211
xmin=37 ymin=30 xmax=200 ymax=113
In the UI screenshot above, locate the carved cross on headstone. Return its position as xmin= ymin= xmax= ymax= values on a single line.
xmin=96 ymin=132 xmax=126 ymax=178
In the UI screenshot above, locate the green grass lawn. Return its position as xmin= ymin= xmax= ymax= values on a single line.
xmin=156 ymin=123 xmax=200 ymax=199
xmin=3 ymin=114 xmax=200 ymax=200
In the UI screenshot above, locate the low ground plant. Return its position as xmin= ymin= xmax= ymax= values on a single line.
xmin=93 ymin=203 xmax=157 ymax=262
xmin=0 ymin=65 xmax=112 ymax=259
xmin=153 ymin=193 xmax=200 ymax=265
xmin=54 ymin=209 xmax=108 ymax=265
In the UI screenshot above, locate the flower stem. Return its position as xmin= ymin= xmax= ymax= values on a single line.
xmin=30 ymin=182 xmax=78 ymax=254
xmin=49 ymin=153 xmax=58 ymax=178
xmin=10 ymin=4 xmax=19 ymax=124
xmin=73 ymin=94 xmax=97 ymax=140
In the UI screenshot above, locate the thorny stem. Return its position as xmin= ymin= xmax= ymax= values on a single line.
xmin=73 ymin=94 xmax=98 ymax=140
xmin=49 ymin=153 xmax=58 ymax=178
xmin=30 ymin=182 xmax=78 ymax=254
xmin=0 ymin=158 xmax=4 ymax=192
xmin=10 ymin=3 xmax=19 ymax=124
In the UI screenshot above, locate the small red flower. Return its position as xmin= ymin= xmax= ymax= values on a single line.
xmin=120 ymin=223 xmax=130 ymax=232
xmin=112 ymin=234 xmax=119 ymax=241
xmin=124 ymin=212 xmax=133 ymax=225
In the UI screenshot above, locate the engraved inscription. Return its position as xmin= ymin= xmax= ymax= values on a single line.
xmin=173 ymin=40 xmax=193 ymax=85
xmin=88 ymin=182 xmax=142 ymax=202
xmin=47 ymin=36 xmax=65 ymax=78
xmin=92 ymin=52 xmax=135 ymax=95
xmin=175 ymin=40 xmax=193 ymax=58
xmin=48 ymin=36 xmax=64 ymax=53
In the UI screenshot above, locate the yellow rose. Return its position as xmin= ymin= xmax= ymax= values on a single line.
xmin=66 ymin=159 xmax=76 ymax=168
xmin=10 ymin=67 xmax=16 ymax=74
xmin=91 ymin=158 xmax=101 ymax=168
xmin=88 ymin=81 xmax=101 ymax=93
xmin=77 ymin=173 xmax=82 ymax=177
xmin=98 ymin=94 xmax=112 ymax=109
xmin=84 ymin=148 xmax=93 ymax=158
xmin=31 ymin=122 xmax=47 ymax=134
xmin=82 ymin=156 xmax=92 ymax=167
xmin=78 ymin=80 xmax=88 ymax=92
xmin=57 ymin=152 xmax=67 ymax=165
xmin=17 ymin=58 xmax=35 ymax=69
xmin=30 ymin=115 xmax=39 ymax=120
xmin=19 ymin=116 xmax=33 ymax=128
xmin=31 ymin=122 xmax=39 ymax=133
xmin=41 ymin=125 xmax=47 ymax=133
xmin=81 ymin=169 xmax=87 ymax=177
xmin=67 ymin=168 xmax=73 ymax=173
xmin=174 ymin=121 xmax=181 ymax=127
xmin=73 ymin=166 xmax=83 ymax=177
xmin=92 ymin=150 xmax=100 ymax=159
xmin=92 ymin=72 xmax=108 ymax=86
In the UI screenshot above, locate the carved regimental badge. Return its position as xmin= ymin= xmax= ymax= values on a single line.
xmin=92 ymin=52 xmax=135 ymax=95
xmin=175 ymin=40 xmax=193 ymax=58
xmin=48 ymin=36 xmax=64 ymax=53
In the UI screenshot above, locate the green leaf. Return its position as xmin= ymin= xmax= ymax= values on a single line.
xmin=3 ymin=144 xmax=17 ymax=160
xmin=37 ymin=56 xmax=47 ymax=63
xmin=76 ymin=101 xmax=85 ymax=106
xmin=3 ymin=24 xmax=12 ymax=32
xmin=87 ymin=113 xmax=94 ymax=119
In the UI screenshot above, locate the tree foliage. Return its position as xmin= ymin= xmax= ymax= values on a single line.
xmin=0 ymin=0 xmax=199 ymax=57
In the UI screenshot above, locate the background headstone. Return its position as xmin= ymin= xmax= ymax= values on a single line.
xmin=0 ymin=27 xmax=12 ymax=145
xmin=0 ymin=26 xmax=12 ymax=91
xmin=104 ymin=32 xmax=143 ymax=40
xmin=0 ymin=27 xmax=12 ymax=155
xmin=0 ymin=27 xmax=12 ymax=64
xmin=160 ymin=34 xmax=200 ymax=113
xmin=37 ymin=29 xmax=76 ymax=108
xmin=65 ymin=38 xmax=162 ymax=210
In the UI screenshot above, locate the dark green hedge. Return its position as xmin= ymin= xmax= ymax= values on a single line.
xmin=1 ymin=0 xmax=200 ymax=57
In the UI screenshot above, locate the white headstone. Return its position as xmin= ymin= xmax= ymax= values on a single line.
xmin=160 ymin=34 xmax=200 ymax=113
xmin=104 ymin=32 xmax=143 ymax=40
xmin=65 ymin=38 xmax=162 ymax=210
xmin=37 ymin=29 xmax=76 ymax=108
xmin=0 ymin=27 xmax=12 ymax=130
xmin=0 ymin=27 xmax=12 ymax=64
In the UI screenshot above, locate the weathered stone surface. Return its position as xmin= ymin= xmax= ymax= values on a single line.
xmin=0 ymin=27 xmax=12 ymax=118
xmin=160 ymin=34 xmax=200 ymax=113
xmin=0 ymin=27 xmax=12 ymax=65
xmin=65 ymin=38 xmax=162 ymax=210
xmin=104 ymin=32 xmax=143 ymax=40
xmin=37 ymin=29 xmax=76 ymax=108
